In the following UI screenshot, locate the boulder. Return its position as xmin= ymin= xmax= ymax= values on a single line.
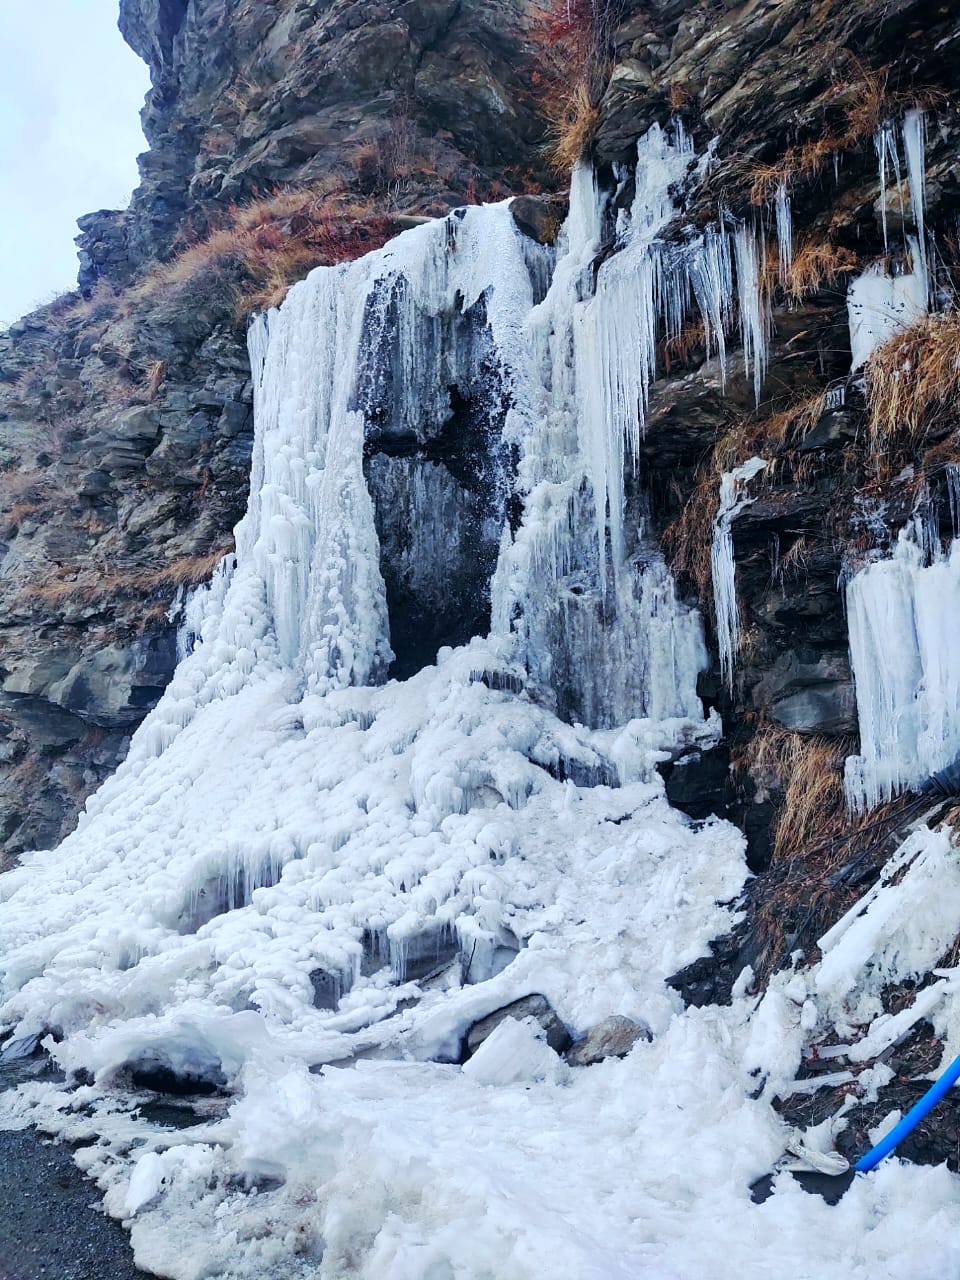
xmin=464 ymin=994 xmax=570 ymax=1059
xmin=564 ymin=1016 xmax=652 ymax=1067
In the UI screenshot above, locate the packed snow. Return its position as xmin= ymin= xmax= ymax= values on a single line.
xmin=3 ymin=123 xmax=960 ymax=1278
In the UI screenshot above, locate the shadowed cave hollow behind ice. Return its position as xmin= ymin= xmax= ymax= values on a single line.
xmin=357 ymin=275 xmax=517 ymax=680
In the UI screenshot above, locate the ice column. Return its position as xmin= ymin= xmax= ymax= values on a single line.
xmin=903 ymin=109 xmax=928 ymax=302
xmin=712 ymin=457 xmax=767 ymax=690
xmin=775 ymin=182 xmax=792 ymax=282
xmin=845 ymin=526 xmax=960 ymax=810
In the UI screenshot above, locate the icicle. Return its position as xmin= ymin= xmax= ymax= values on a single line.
xmin=875 ymin=122 xmax=906 ymax=254
xmin=947 ymin=465 xmax=960 ymax=540
xmin=903 ymin=109 xmax=928 ymax=303
xmin=733 ymin=225 xmax=769 ymax=405
xmin=712 ymin=458 xmax=767 ymax=690
xmin=775 ymin=182 xmax=792 ymax=284
xmin=687 ymin=226 xmax=732 ymax=378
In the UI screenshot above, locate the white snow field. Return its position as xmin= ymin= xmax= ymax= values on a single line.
xmin=4 ymin=123 xmax=960 ymax=1279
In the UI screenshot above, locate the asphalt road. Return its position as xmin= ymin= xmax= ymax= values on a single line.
xmin=0 ymin=1125 xmax=152 ymax=1280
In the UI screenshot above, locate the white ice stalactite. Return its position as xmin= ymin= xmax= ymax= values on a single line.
xmin=850 ymin=111 xmax=930 ymax=371
xmin=711 ymin=457 xmax=767 ymax=690
xmin=775 ymin=181 xmax=793 ymax=283
xmin=493 ymin=122 xmax=775 ymax=725
xmin=874 ymin=120 xmax=902 ymax=253
xmin=845 ymin=524 xmax=960 ymax=811
xmin=734 ymin=224 xmax=770 ymax=404
xmin=903 ymin=108 xmax=928 ymax=303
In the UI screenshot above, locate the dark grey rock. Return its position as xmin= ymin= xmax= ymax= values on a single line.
xmin=309 ymin=969 xmax=345 ymax=1010
xmin=47 ymin=635 xmax=177 ymax=729
xmin=114 ymin=405 xmax=162 ymax=442
xmin=754 ymin=650 xmax=857 ymax=735
xmin=465 ymin=995 xmax=571 ymax=1059
xmin=510 ymin=194 xmax=568 ymax=245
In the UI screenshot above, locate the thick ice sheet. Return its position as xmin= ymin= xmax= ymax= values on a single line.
xmin=845 ymin=526 xmax=960 ymax=809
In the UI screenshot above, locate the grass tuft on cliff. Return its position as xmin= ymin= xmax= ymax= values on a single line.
xmin=131 ymin=186 xmax=400 ymax=318
xmin=531 ymin=0 xmax=625 ymax=170
xmin=865 ymin=311 xmax=960 ymax=455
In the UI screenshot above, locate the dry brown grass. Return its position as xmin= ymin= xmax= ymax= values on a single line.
xmin=545 ymin=80 xmax=600 ymax=172
xmin=128 ymin=186 xmax=399 ymax=318
xmin=529 ymin=0 xmax=623 ymax=171
xmin=864 ymin=312 xmax=960 ymax=454
xmin=748 ymin=59 xmax=939 ymax=207
xmin=782 ymin=239 xmax=858 ymax=302
xmin=661 ymin=321 xmax=707 ymax=373
xmin=736 ymin=719 xmax=926 ymax=982
xmin=34 ymin=549 xmax=231 ymax=610
xmin=745 ymin=724 xmax=851 ymax=862
xmin=662 ymin=473 xmax=716 ymax=599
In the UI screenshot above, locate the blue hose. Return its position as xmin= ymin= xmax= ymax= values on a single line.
xmin=854 ymin=1051 xmax=960 ymax=1173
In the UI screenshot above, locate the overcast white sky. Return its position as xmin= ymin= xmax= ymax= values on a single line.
xmin=0 ymin=1 xmax=150 ymax=327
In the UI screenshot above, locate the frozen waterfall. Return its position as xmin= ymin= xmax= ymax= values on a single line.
xmin=4 ymin=121 xmax=960 ymax=1280
xmin=845 ymin=524 xmax=960 ymax=811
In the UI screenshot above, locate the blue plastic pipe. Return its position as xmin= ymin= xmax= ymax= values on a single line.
xmin=855 ymin=1051 xmax=960 ymax=1173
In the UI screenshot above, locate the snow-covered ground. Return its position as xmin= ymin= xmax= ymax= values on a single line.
xmin=3 ymin=122 xmax=960 ymax=1278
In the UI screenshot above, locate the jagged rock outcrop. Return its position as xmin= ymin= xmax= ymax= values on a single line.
xmin=588 ymin=0 xmax=960 ymax=871
xmin=82 ymin=0 xmax=550 ymax=288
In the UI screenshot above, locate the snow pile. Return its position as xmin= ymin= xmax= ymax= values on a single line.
xmin=845 ymin=525 xmax=960 ymax=809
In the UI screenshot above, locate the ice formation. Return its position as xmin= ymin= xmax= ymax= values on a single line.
xmin=847 ymin=238 xmax=927 ymax=371
xmin=849 ymin=113 xmax=930 ymax=370
xmin=4 ymin=123 xmax=960 ymax=1278
xmin=712 ymin=457 xmax=768 ymax=689
xmin=845 ymin=524 xmax=960 ymax=810
xmin=775 ymin=181 xmax=793 ymax=283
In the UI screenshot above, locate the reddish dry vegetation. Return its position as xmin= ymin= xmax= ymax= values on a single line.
xmin=529 ymin=0 xmax=625 ymax=170
xmin=134 ymin=186 xmax=400 ymax=316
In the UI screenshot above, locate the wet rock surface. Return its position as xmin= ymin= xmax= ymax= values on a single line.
xmin=0 ymin=1057 xmax=150 ymax=1280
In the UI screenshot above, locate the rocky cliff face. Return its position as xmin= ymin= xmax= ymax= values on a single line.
xmin=85 ymin=0 xmax=550 ymax=287
xmin=0 ymin=0 xmax=550 ymax=864
xmin=594 ymin=0 xmax=958 ymax=849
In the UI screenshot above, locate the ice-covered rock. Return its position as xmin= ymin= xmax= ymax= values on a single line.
xmin=461 ymin=1017 xmax=566 ymax=1086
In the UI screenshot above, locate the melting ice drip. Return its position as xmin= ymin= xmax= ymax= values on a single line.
xmin=711 ymin=458 xmax=768 ymax=690
xmin=848 ymin=111 xmax=929 ymax=370
xmin=845 ymin=522 xmax=960 ymax=811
